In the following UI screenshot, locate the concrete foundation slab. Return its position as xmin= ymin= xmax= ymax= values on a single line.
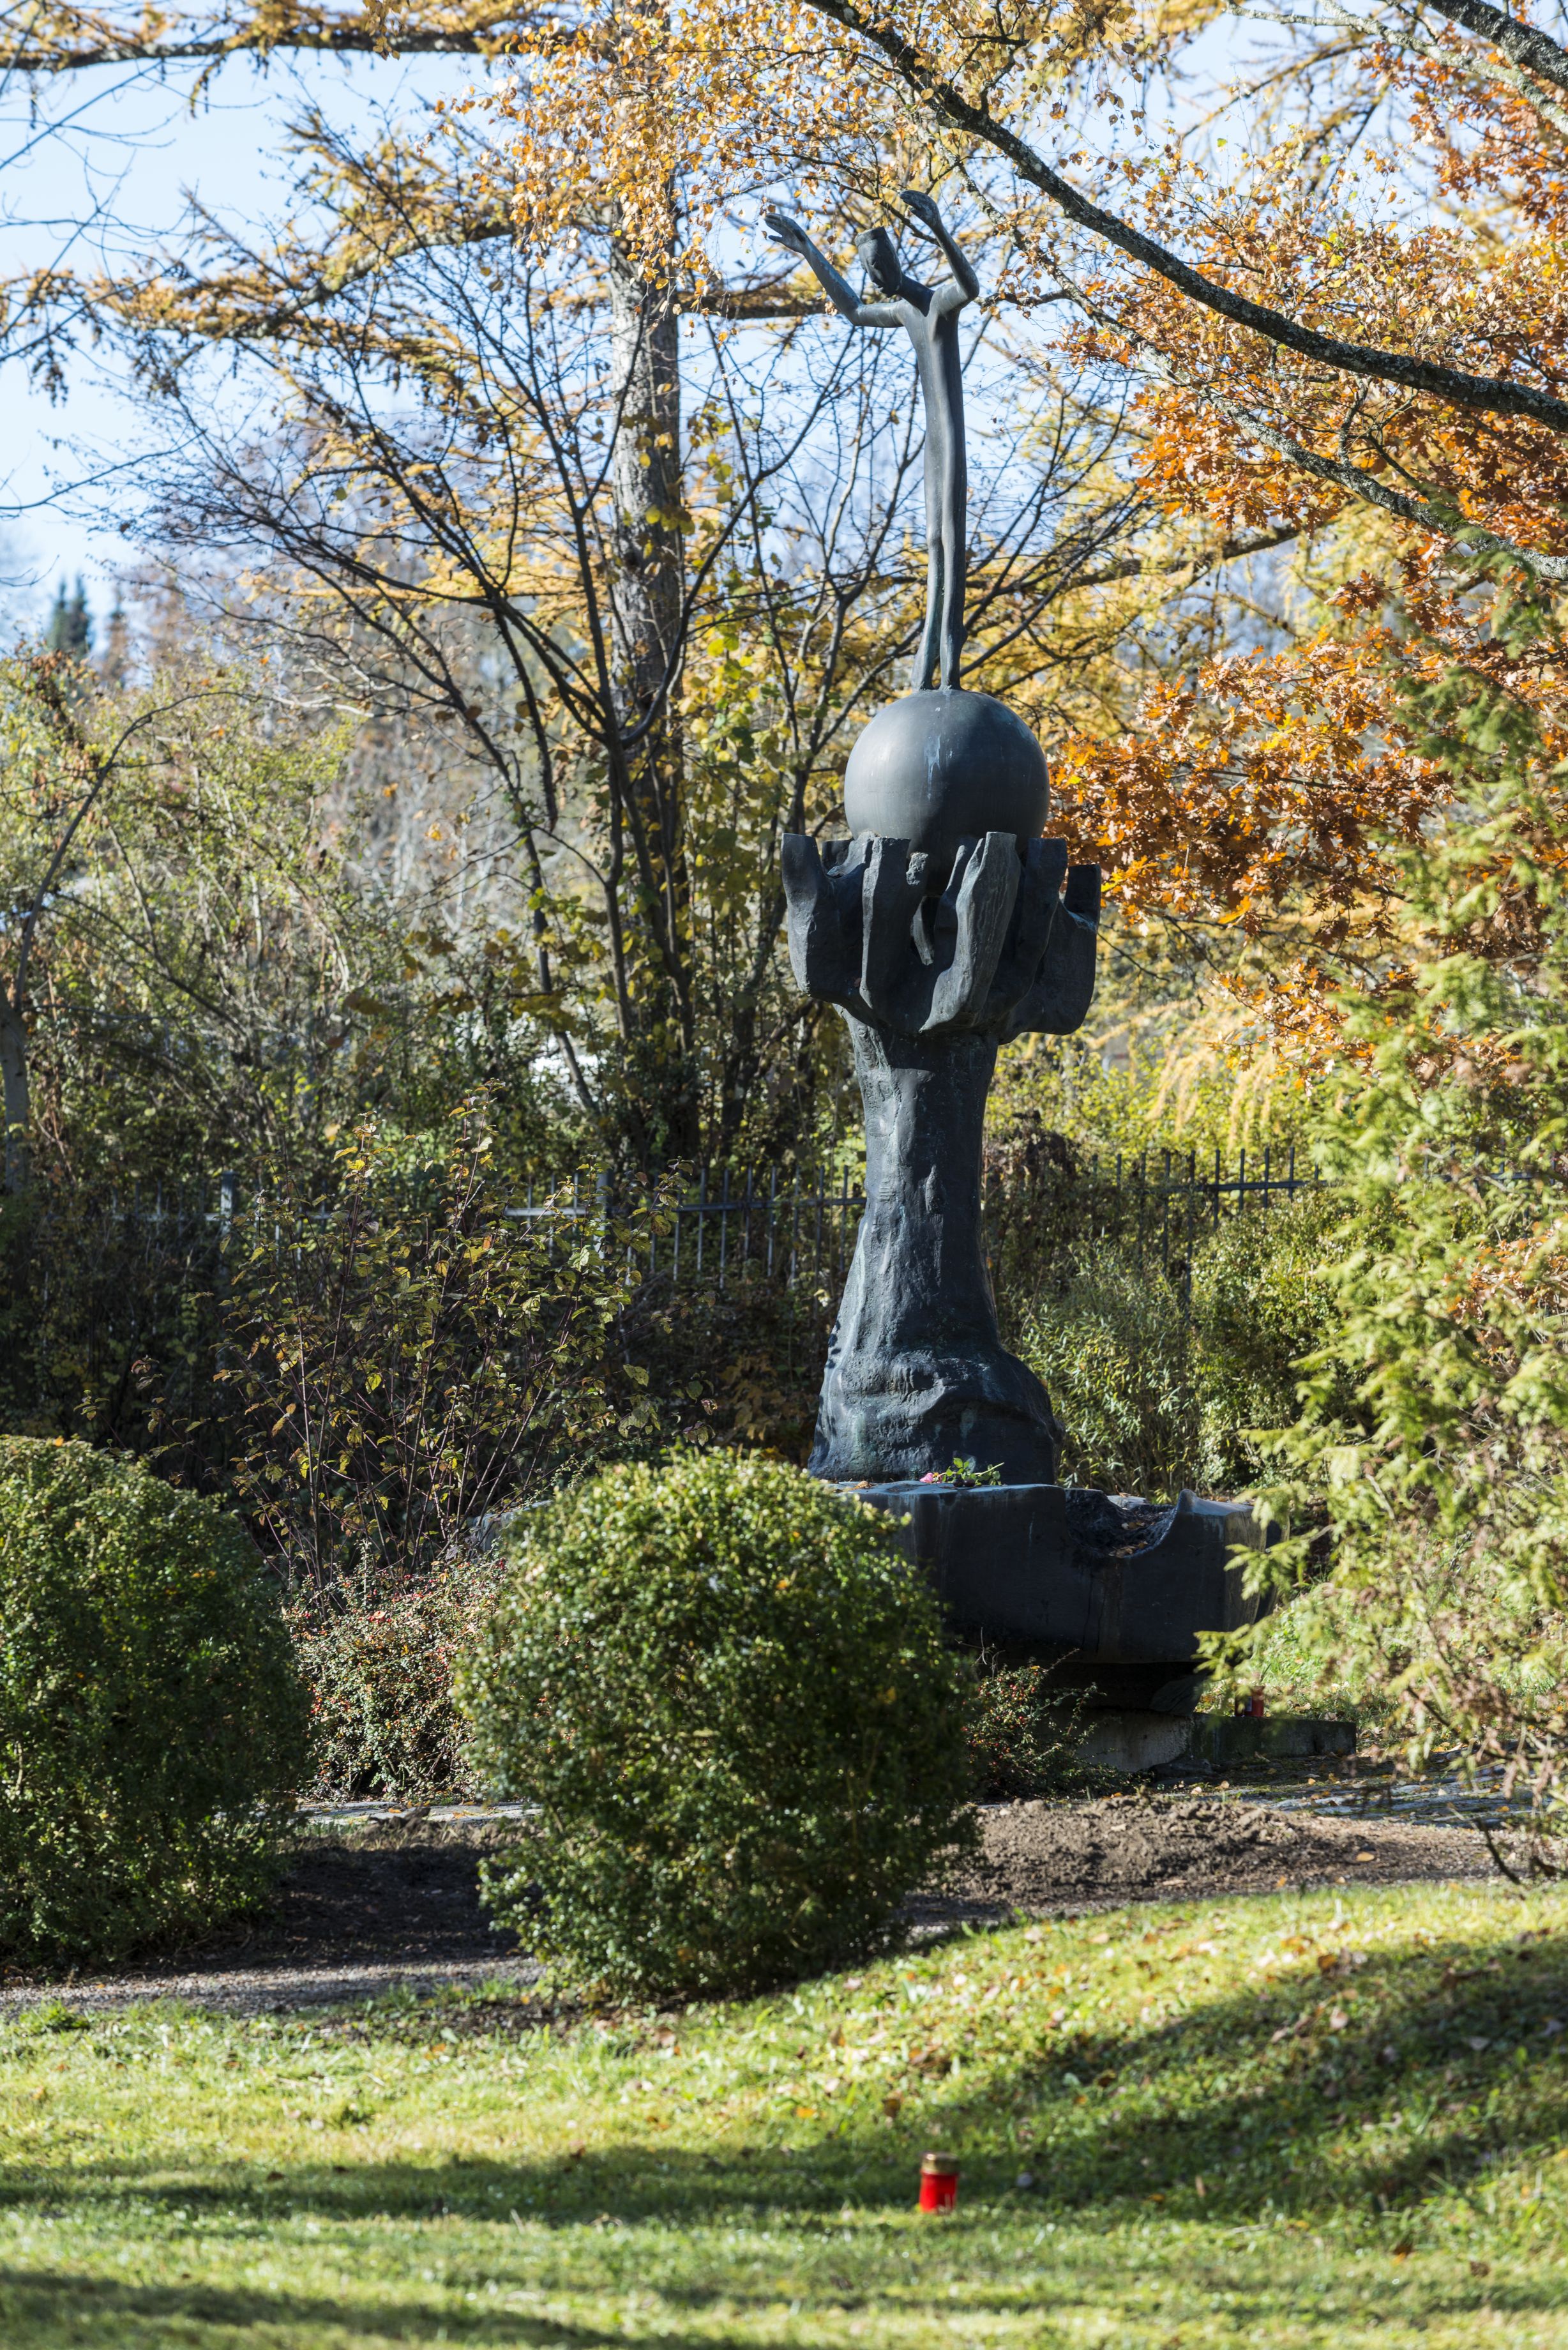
xmin=1077 ymin=1711 xmax=1195 ymax=1772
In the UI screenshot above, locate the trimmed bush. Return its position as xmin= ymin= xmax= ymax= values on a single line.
xmin=0 ymin=1438 xmax=310 ymax=1960
xmin=458 ymin=1452 xmax=977 ymax=1994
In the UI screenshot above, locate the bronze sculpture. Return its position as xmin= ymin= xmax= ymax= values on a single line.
xmin=765 ymin=191 xmax=976 ymax=694
xmin=767 ymin=189 xmax=1269 ymax=1731
xmin=769 ymin=188 xmax=1101 ymax=1482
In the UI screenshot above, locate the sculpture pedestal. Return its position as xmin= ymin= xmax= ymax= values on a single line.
xmin=850 ymin=1479 xmax=1270 ymax=1715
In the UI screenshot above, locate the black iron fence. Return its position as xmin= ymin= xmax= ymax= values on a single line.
xmin=61 ymin=1146 xmax=1325 ymax=1298
xmin=504 ymin=1164 xmax=868 ymax=1292
xmin=1020 ymin=1142 xmax=1313 ymax=1258
xmin=48 ymin=1142 xmax=1568 ymax=1308
xmin=1024 ymin=1144 xmax=1318 ymax=1333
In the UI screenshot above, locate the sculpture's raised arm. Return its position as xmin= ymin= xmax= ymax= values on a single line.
xmin=898 ymin=188 xmax=979 ymax=309
xmin=764 ymin=210 xmax=903 ymax=329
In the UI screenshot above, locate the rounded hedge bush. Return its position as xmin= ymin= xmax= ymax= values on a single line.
xmin=458 ymin=1452 xmax=977 ymax=1994
xmin=0 ymin=1438 xmax=312 ymax=1960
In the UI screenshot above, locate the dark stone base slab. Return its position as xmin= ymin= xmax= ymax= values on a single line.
xmin=850 ymin=1480 xmax=1269 ymax=1709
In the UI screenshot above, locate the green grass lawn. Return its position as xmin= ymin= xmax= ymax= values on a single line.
xmin=5 ymin=1876 xmax=1568 ymax=2346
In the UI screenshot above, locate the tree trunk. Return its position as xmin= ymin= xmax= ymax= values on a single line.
xmin=605 ymin=234 xmax=700 ymax=1167
xmin=0 ymin=991 xmax=29 ymax=1194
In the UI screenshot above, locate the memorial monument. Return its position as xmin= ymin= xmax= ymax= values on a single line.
xmin=769 ymin=192 xmax=1265 ymax=1750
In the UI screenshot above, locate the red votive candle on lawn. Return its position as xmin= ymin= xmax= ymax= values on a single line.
xmin=919 ymin=2153 xmax=960 ymax=2213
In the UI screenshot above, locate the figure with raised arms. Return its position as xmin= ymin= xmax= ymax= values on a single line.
xmin=765 ymin=191 xmax=978 ymax=694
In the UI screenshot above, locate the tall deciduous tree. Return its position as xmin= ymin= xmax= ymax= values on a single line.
xmin=501 ymin=0 xmax=1568 ymax=1063
xmin=0 ymin=0 xmax=1300 ymax=1162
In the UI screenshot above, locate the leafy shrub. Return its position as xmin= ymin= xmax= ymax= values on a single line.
xmin=289 ymin=1552 xmax=509 ymax=1799
xmin=1013 ymin=1197 xmax=1357 ymax=1499
xmin=215 ymin=1116 xmax=663 ymax=1587
xmin=1016 ymin=1245 xmax=1194 ymax=1495
xmin=0 ymin=1437 xmax=310 ymax=1960
xmin=963 ymin=1656 xmax=1091 ymax=1798
xmin=458 ymin=1452 xmax=977 ymax=1994
xmin=1193 ymin=1190 xmax=1358 ymax=1489
xmin=621 ymin=1271 xmax=833 ymax=1462
xmin=0 ymin=1171 xmax=225 ymax=1459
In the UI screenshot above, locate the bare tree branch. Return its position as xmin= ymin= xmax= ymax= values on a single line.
xmin=799 ymin=0 xmax=1568 ymax=435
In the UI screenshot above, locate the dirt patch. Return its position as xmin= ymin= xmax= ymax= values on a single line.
xmin=0 ymin=1798 xmax=1505 ymax=2013
xmin=932 ymin=1794 xmax=1495 ymax=1922
xmin=0 ymin=1823 xmax=532 ymax=2015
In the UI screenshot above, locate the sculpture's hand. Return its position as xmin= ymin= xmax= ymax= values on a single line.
xmin=765 ymin=215 xmax=891 ymax=328
xmin=765 ymin=209 xmax=812 ymax=257
xmin=897 ymin=188 xmax=944 ymax=233
xmin=781 ymin=833 xmax=863 ymax=1010
xmin=923 ymin=833 xmax=1020 ymax=1033
xmin=1004 ymin=860 xmax=1101 ymax=1038
xmin=898 ymin=186 xmax=978 ymax=306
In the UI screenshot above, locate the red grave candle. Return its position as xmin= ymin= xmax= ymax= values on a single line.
xmin=919 ymin=2152 xmax=960 ymax=2213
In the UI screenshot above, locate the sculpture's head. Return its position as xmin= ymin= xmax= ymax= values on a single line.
xmin=855 ymin=225 xmax=904 ymax=297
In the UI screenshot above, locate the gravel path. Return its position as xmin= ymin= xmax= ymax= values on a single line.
xmin=0 ymin=1822 xmax=536 ymax=2016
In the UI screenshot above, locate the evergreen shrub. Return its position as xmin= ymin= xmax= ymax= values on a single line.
xmin=0 ymin=1438 xmax=310 ymax=1960
xmin=1207 ymin=583 xmax=1568 ymax=1847
xmin=458 ymin=1452 xmax=976 ymax=1994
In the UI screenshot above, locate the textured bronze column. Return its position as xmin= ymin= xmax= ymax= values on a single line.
xmin=782 ymin=690 xmax=1101 ymax=1482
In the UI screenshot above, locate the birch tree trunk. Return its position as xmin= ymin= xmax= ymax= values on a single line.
xmin=605 ymin=234 xmax=700 ymax=1165
xmin=0 ymin=990 xmax=29 ymax=1194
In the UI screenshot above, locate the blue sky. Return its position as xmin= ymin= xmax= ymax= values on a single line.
xmin=0 ymin=50 xmax=474 ymax=633
xmin=0 ymin=24 xmax=1243 ymax=643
